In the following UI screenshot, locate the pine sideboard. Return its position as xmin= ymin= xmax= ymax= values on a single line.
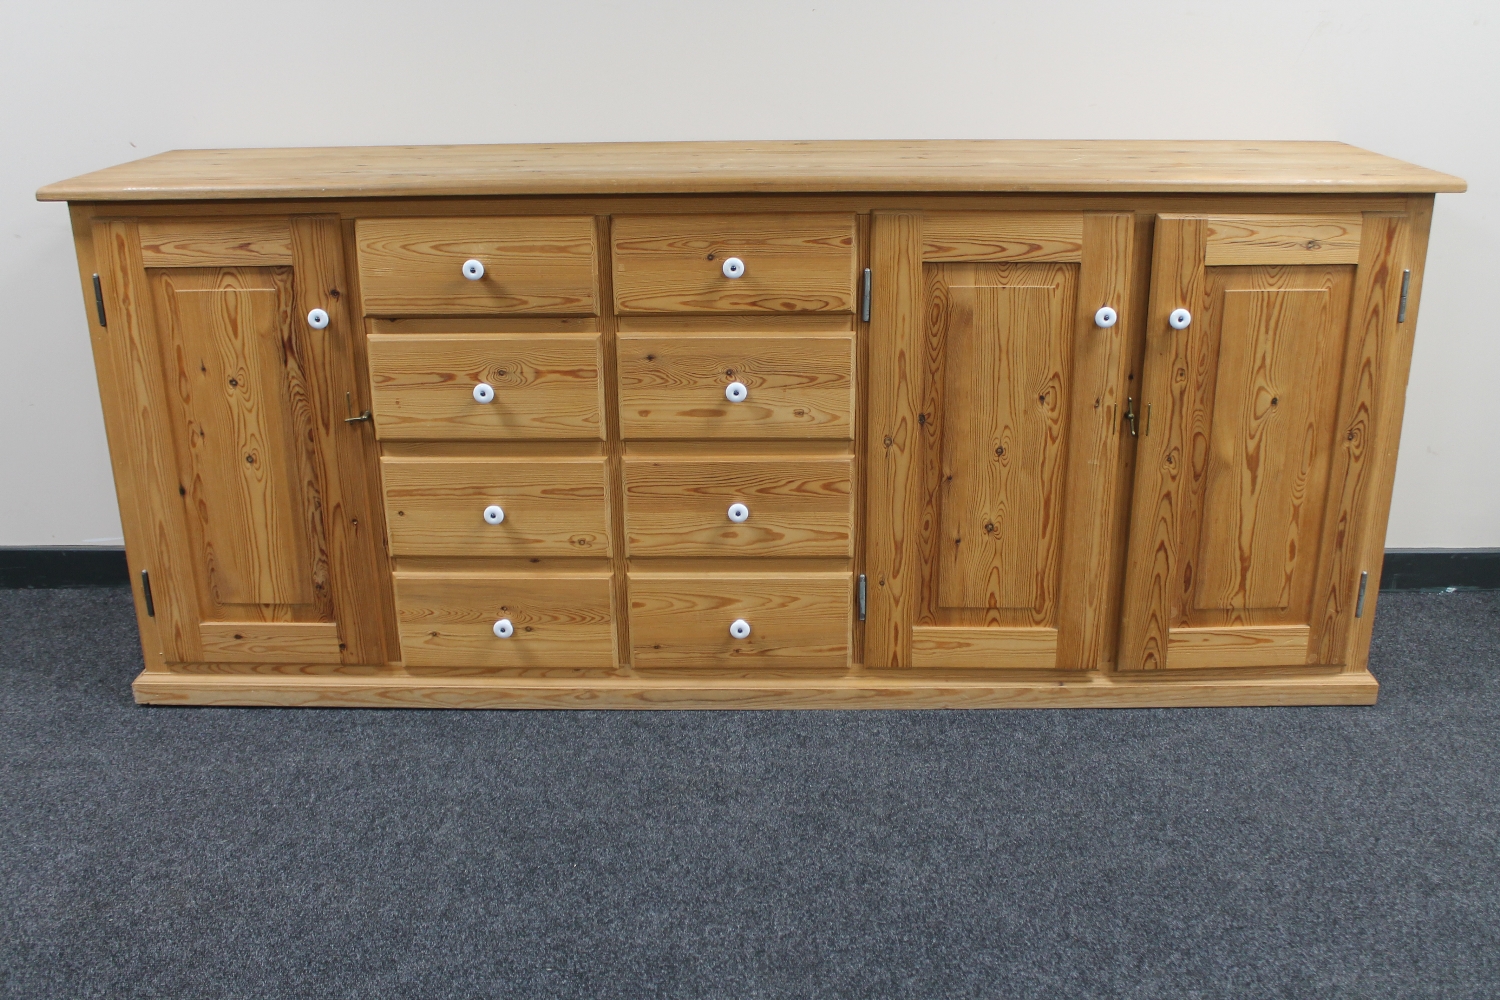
xmin=39 ymin=141 xmax=1465 ymax=709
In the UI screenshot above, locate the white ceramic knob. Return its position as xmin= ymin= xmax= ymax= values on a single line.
xmin=729 ymin=618 xmax=751 ymax=639
xmin=493 ymin=618 xmax=514 ymax=638
xmin=725 ymin=381 xmax=748 ymax=403
xmin=1169 ymin=308 xmax=1192 ymax=330
xmin=727 ymin=502 xmax=749 ymax=523
xmin=473 ymin=382 xmax=495 ymax=404
xmin=463 ymin=259 xmax=485 ymax=281
xmin=722 ymin=257 xmax=745 ymax=279
xmin=306 ymin=308 xmax=329 ymax=329
xmin=1094 ymin=306 xmax=1117 ymax=329
xmin=483 ymin=505 xmax=505 ymax=525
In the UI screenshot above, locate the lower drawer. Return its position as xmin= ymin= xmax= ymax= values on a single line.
xmin=395 ymin=572 xmax=614 ymax=668
xmin=629 ymin=572 xmax=851 ymax=668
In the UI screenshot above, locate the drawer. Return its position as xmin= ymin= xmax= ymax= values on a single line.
xmin=623 ymin=456 xmax=853 ymax=557
xmin=368 ymin=332 xmax=604 ymax=440
xmin=395 ymin=571 xmax=614 ymax=668
xmin=356 ymin=217 xmax=598 ymax=316
xmin=629 ymin=572 xmax=851 ymax=668
xmin=617 ymin=333 xmax=854 ymax=439
xmin=382 ymin=456 xmax=610 ymax=557
xmin=612 ymin=214 xmax=857 ymax=313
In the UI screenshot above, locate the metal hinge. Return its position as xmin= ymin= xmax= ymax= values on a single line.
xmin=1355 ymin=570 xmax=1369 ymax=618
xmin=140 ymin=569 xmax=155 ymax=617
xmin=857 ymin=574 xmax=867 ymax=621
xmin=861 ymin=268 xmax=872 ymax=323
xmin=92 ymin=274 xmax=107 ymax=327
xmin=1398 ymin=269 xmax=1411 ymax=323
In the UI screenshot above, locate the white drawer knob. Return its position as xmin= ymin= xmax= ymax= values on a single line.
xmin=727 ymin=502 xmax=749 ymax=523
xmin=1094 ymin=306 xmax=1117 ymax=328
xmin=463 ymin=259 xmax=485 ymax=280
xmin=725 ymin=381 xmax=748 ymax=403
xmin=729 ymin=618 xmax=751 ymax=639
xmin=1169 ymin=307 xmax=1192 ymax=330
xmin=473 ymin=382 xmax=495 ymax=404
xmin=722 ymin=256 xmax=745 ymax=279
xmin=483 ymin=505 xmax=505 ymax=525
xmin=493 ymin=618 xmax=514 ymax=638
xmin=306 ymin=308 xmax=330 ymax=329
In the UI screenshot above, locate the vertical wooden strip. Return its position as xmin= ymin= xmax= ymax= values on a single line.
xmin=596 ymin=214 xmax=629 ymax=669
xmin=864 ymin=212 xmax=924 ymax=668
xmin=92 ymin=219 xmax=204 ymax=663
xmin=1055 ymin=213 xmax=1135 ymax=670
xmin=1117 ymin=216 xmax=1206 ymax=671
xmin=290 ymin=216 xmax=397 ymax=665
xmin=1312 ymin=211 xmax=1411 ymax=666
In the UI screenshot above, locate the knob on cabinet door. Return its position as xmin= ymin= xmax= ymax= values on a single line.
xmin=1169 ymin=308 xmax=1193 ymax=330
xmin=1094 ymin=306 xmax=1117 ymax=328
xmin=722 ymin=256 xmax=745 ymax=279
xmin=306 ymin=308 xmax=330 ymax=329
xmin=729 ymin=618 xmax=751 ymax=639
xmin=725 ymin=381 xmax=748 ymax=403
xmin=473 ymin=382 xmax=495 ymax=404
xmin=462 ymin=259 xmax=485 ymax=280
xmin=727 ymin=503 xmax=749 ymax=523
xmin=493 ymin=618 xmax=514 ymax=638
xmin=483 ymin=505 xmax=505 ymax=525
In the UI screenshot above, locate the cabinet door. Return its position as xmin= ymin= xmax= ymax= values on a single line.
xmin=94 ymin=217 xmax=395 ymax=664
xmin=1119 ymin=213 xmax=1409 ymax=670
xmin=865 ymin=212 xmax=1139 ymax=669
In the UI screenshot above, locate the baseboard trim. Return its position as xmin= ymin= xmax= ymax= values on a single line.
xmin=2 ymin=546 xmax=1497 ymax=591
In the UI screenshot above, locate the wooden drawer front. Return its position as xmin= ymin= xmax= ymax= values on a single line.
xmin=617 ymin=334 xmax=854 ymax=439
xmin=395 ymin=572 xmax=614 ymax=668
xmin=629 ymin=573 xmax=851 ymax=668
xmin=612 ymin=214 xmax=857 ymax=313
xmin=368 ymin=333 xmax=604 ymax=440
xmin=382 ymin=456 xmax=610 ymax=557
xmin=357 ymin=217 xmax=598 ymax=316
xmin=624 ymin=456 xmax=853 ymax=557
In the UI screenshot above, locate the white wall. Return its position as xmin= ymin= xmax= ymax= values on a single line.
xmin=2 ymin=0 xmax=1494 ymax=548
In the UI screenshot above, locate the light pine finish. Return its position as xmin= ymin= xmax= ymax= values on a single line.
xmin=45 ymin=142 xmax=1460 ymax=708
xmin=616 ymin=333 xmax=855 ymax=440
xmin=623 ymin=456 xmax=853 ymax=557
xmin=629 ymin=572 xmax=852 ymax=668
xmin=367 ymin=332 xmax=605 ymax=440
xmin=356 ymin=217 xmax=598 ymax=316
xmin=381 ymin=456 xmax=611 ymax=557
xmin=38 ymin=141 xmax=1466 ymax=202
xmin=612 ymin=214 xmax=857 ymax=313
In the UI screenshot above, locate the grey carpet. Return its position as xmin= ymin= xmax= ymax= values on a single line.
xmin=1 ymin=588 xmax=1497 ymax=1000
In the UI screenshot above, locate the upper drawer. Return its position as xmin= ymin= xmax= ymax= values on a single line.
xmin=617 ymin=333 xmax=855 ymax=440
xmin=356 ymin=217 xmax=599 ymax=316
xmin=368 ymin=332 xmax=604 ymax=440
xmin=612 ymin=214 xmax=857 ymax=314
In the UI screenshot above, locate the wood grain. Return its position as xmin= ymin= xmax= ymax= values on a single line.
xmin=612 ymin=214 xmax=856 ymax=313
xmin=1165 ymin=625 xmax=1309 ymax=669
xmin=616 ymin=333 xmax=854 ymax=439
xmin=922 ymin=212 xmax=1084 ymax=262
xmin=356 ymin=217 xmax=598 ymax=316
xmin=382 ymin=456 xmax=611 ymax=557
xmin=39 ymin=141 xmax=1466 ymax=202
xmin=395 ymin=571 xmax=615 ymax=668
xmin=139 ymin=218 xmax=293 ymax=266
xmin=863 ymin=212 xmax=924 ymax=668
xmin=199 ymin=621 xmax=341 ymax=663
xmin=623 ymin=456 xmax=853 ymax=557
xmin=909 ymin=626 xmax=1058 ymax=668
xmin=629 ymin=572 xmax=851 ymax=668
xmin=367 ymin=332 xmax=604 ymax=440
xmin=1205 ymin=215 xmax=1361 ymax=265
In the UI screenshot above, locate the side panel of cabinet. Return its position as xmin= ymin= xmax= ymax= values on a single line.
xmin=93 ymin=217 xmax=396 ymax=665
xmin=1119 ymin=212 xmax=1409 ymax=671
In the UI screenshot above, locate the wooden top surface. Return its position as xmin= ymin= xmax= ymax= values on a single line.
xmin=37 ymin=140 xmax=1466 ymax=202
